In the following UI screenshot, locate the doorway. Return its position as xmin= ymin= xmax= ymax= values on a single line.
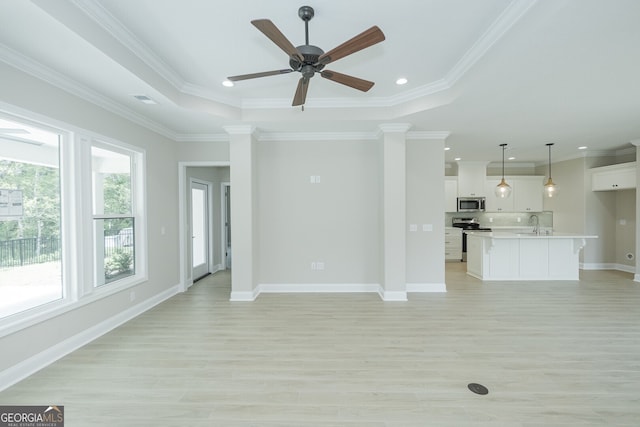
xmin=191 ymin=179 xmax=210 ymax=281
xmin=178 ymin=162 xmax=230 ymax=293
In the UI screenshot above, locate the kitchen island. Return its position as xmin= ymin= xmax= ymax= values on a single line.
xmin=466 ymin=231 xmax=598 ymax=281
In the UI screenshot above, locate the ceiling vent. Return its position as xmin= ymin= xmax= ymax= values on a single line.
xmin=132 ymin=95 xmax=157 ymax=105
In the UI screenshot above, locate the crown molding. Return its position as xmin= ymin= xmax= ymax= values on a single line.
xmin=71 ymin=0 xmax=186 ymax=91
xmin=174 ymin=134 xmax=229 ymax=143
xmin=407 ymin=131 xmax=451 ymax=140
xmin=176 ymin=130 xmax=453 ymax=143
xmin=0 ymin=42 xmax=177 ymax=140
xmin=65 ymin=0 xmax=537 ymax=112
xmin=446 ymin=0 xmax=538 ymax=86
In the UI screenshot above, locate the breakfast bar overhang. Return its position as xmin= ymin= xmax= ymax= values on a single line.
xmin=466 ymin=232 xmax=598 ymax=281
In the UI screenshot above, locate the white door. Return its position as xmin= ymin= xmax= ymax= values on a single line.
xmin=191 ymin=180 xmax=209 ymax=280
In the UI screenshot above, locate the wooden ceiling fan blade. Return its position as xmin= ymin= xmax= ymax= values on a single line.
xmin=292 ymin=77 xmax=310 ymax=106
xmin=316 ymin=26 xmax=385 ymax=66
xmin=321 ymin=70 xmax=374 ymax=92
xmin=251 ymin=19 xmax=304 ymax=62
xmin=228 ymin=69 xmax=293 ymax=82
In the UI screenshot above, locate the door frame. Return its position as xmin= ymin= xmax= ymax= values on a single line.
xmin=178 ymin=161 xmax=230 ymax=292
xmin=190 ymin=177 xmax=213 ymax=282
xmin=221 ymin=182 xmax=231 ymax=270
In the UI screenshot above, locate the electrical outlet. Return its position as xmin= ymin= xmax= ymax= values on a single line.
xmin=129 ymin=290 xmax=136 ymax=302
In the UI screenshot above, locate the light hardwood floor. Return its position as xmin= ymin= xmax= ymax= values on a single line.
xmin=1 ymin=264 xmax=640 ymax=426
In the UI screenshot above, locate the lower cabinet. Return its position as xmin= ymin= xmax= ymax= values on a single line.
xmin=445 ymin=227 xmax=462 ymax=261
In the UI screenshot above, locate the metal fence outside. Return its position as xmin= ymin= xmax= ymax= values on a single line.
xmin=0 ymin=229 xmax=135 ymax=268
xmin=0 ymin=236 xmax=61 ymax=268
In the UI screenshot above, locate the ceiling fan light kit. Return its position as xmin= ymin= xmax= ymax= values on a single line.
xmin=227 ymin=6 xmax=385 ymax=108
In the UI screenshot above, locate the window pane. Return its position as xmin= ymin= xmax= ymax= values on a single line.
xmin=0 ymin=120 xmax=62 ymax=319
xmin=92 ymin=146 xmax=131 ymax=216
xmin=95 ymin=217 xmax=135 ymax=286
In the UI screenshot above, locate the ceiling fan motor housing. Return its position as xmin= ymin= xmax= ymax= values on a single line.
xmin=290 ymin=44 xmax=325 ymax=73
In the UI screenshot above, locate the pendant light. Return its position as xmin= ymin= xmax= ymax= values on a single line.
xmin=495 ymin=143 xmax=512 ymax=198
xmin=544 ymin=143 xmax=557 ymax=197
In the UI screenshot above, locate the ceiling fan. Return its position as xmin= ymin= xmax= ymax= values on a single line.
xmin=227 ymin=5 xmax=385 ymax=108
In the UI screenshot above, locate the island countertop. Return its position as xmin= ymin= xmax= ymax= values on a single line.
xmin=465 ymin=231 xmax=598 ymax=239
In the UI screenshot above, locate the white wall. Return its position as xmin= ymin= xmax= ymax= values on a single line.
xmin=406 ymin=139 xmax=445 ymax=284
xmin=616 ymin=189 xmax=636 ymax=268
xmin=257 ymin=140 xmax=380 ymax=285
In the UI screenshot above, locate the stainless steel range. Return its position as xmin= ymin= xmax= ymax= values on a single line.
xmin=452 ymin=217 xmax=492 ymax=261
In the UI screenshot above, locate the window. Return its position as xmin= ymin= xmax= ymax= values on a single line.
xmin=0 ymin=117 xmax=62 ymax=318
xmin=0 ymin=109 xmax=146 ymax=328
xmin=92 ymin=144 xmax=136 ymax=286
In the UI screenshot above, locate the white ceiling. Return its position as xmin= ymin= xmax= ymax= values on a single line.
xmin=1 ymin=0 xmax=639 ymax=164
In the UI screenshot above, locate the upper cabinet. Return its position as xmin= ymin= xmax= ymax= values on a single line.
xmin=457 ymin=162 xmax=488 ymax=197
xmin=445 ymin=178 xmax=458 ymax=212
xmin=512 ymin=176 xmax=544 ymax=212
xmin=484 ymin=176 xmax=544 ymax=212
xmin=485 ymin=179 xmax=514 ymax=212
xmin=591 ymin=162 xmax=636 ymax=191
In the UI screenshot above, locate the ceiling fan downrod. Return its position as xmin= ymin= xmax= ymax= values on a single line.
xmin=298 ymin=6 xmax=314 ymax=45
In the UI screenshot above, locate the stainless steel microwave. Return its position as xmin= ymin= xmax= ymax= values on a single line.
xmin=457 ymin=197 xmax=486 ymax=212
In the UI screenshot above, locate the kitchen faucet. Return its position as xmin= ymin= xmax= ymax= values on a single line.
xmin=528 ymin=214 xmax=539 ymax=234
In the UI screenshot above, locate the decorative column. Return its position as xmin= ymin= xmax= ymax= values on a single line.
xmin=632 ymin=139 xmax=640 ymax=282
xmin=378 ymin=124 xmax=412 ymax=301
xmin=225 ymin=125 xmax=259 ymax=300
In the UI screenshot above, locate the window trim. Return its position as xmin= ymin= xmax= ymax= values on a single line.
xmin=0 ymin=105 xmax=148 ymax=338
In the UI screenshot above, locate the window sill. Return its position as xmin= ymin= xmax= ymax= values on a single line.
xmin=0 ymin=274 xmax=148 ymax=339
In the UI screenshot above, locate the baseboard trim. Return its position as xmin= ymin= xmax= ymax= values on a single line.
xmin=0 ymin=284 xmax=180 ymax=392
xmin=380 ymin=290 xmax=408 ymax=302
xmin=229 ymin=288 xmax=259 ymax=302
xmin=582 ymin=263 xmax=636 ymax=273
xmin=407 ymin=283 xmax=447 ymax=293
xmin=258 ymin=283 xmax=381 ymax=294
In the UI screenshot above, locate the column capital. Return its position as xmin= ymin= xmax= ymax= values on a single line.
xmin=223 ymin=125 xmax=257 ymax=135
xmin=378 ymin=123 xmax=412 ymax=134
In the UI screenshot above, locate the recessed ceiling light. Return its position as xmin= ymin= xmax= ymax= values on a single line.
xmin=578 ymin=146 xmax=587 ymax=150
xmin=222 ymin=80 xmax=234 ymax=87
xmin=396 ymin=77 xmax=408 ymax=85
xmin=454 ymin=157 xmax=461 ymax=161
xmin=132 ymin=95 xmax=157 ymax=105
xmin=508 ymin=156 xmax=515 ymax=160
xmin=444 ymin=147 xmax=451 ymax=151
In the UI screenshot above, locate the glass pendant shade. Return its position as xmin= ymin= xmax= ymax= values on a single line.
xmin=544 ymin=143 xmax=557 ymax=198
xmin=544 ymin=177 xmax=557 ymax=197
xmin=495 ymin=178 xmax=512 ymax=198
xmin=495 ymin=143 xmax=511 ymax=198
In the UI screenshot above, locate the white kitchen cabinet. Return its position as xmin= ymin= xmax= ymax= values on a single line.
xmin=591 ymin=162 xmax=636 ymax=191
xmin=484 ymin=179 xmax=515 ymax=212
xmin=457 ymin=162 xmax=487 ymax=197
xmin=445 ymin=178 xmax=458 ymax=212
xmin=444 ymin=227 xmax=462 ymax=261
xmin=512 ymin=176 xmax=544 ymax=212
xmin=484 ymin=176 xmax=543 ymax=212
